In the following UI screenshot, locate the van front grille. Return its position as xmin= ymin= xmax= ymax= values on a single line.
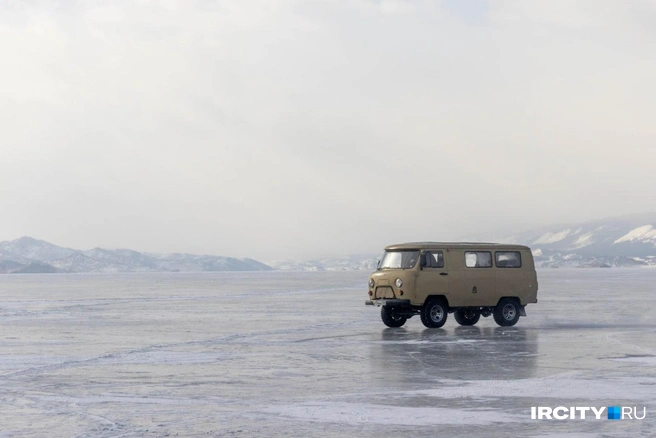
xmin=375 ymin=286 xmax=395 ymax=299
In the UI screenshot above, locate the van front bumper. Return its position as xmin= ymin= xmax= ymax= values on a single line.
xmin=365 ymin=299 xmax=411 ymax=307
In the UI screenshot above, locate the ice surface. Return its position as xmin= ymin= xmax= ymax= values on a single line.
xmin=264 ymin=402 xmax=520 ymax=425
xmin=1 ymin=270 xmax=655 ymax=437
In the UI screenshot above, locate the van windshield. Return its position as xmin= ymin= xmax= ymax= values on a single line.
xmin=378 ymin=251 xmax=419 ymax=270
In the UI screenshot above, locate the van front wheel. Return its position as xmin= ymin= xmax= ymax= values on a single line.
xmin=493 ymin=298 xmax=520 ymax=326
xmin=381 ymin=307 xmax=407 ymax=328
xmin=420 ymin=299 xmax=448 ymax=328
xmin=454 ymin=309 xmax=480 ymax=326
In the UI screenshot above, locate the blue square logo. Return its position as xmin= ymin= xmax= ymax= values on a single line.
xmin=608 ymin=406 xmax=621 ymax=420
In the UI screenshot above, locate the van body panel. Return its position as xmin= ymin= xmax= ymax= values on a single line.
xmin=447 ymin=249 xmax=496 ymax=307
xmin=414 ymin=261 xmax=448 ymax=305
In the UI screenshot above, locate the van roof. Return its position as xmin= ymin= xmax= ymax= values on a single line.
xmin=384 ymin=242 xmax=531 ymax=251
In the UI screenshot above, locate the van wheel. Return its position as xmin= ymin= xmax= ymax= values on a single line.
xmin=454 ymin=309 xmax=480 ymax=326
xmin=381 ymin=307 xmax=407 ymax=328
xmin=493 ymin=298 xmax=520 ymax=327
xmin=420 ymin=298 xmax=448 ymax=328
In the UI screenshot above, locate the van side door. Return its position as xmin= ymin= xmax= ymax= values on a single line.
xmin=452 ymin=250 xmax=496 ymax=307
xmin=414 ymin=250 xmax=449 ymax=305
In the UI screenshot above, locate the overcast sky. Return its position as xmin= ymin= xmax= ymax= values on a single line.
xmin=1 ymin=0 xmax=655 ymax=260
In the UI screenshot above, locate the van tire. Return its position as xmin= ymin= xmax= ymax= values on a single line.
xmin=381 ymin=307 xmax=407 ymax=328
xmin=493 ymin=298 xmax=520 ymax=326
xmin=420 ymin=298 xmax=448 ymax=328
xmin=454 ymin=309 xmax=480 ymax=326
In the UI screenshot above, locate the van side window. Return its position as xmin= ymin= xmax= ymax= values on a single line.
xmin=495 ymin=251 xmax=522 ymax=268
xmin=426 ymin=251 xmax=444 ymax=268
xmin=465 ymin=251 xmax=492 ymax=268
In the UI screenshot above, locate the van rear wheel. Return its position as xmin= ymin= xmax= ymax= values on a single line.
xmin=493 ymin=298 xmax=520 ymax=326
xmin=381 ymin=307 xmax=407 ymax=328
xmin=454 ymin=309 xmax=480 ymax=326
xmin=420 ymin=298 xmax=448 ymax=328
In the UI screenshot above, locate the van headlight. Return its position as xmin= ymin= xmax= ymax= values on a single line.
xmin=368 ymin=279 xmax=375 ymax=288
xmin=395 ymin=278 xmax=403 ymax=288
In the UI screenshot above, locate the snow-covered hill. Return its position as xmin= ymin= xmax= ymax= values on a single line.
xmin=5 ymin=214 xmax=656 ymax=273
xmin=494 ymin=213 xmax=656 ymax=268
xmin=278 ymin=214 xmax=656 ymax=270
xmin=0 ymin=237 xmax=273 ymax=273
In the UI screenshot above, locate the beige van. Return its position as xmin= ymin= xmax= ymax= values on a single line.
xmin=365 ymin=242 xmax=538 ymax=328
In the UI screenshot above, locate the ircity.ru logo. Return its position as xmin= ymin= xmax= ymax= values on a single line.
xmin=530 ymin=406 xmax=646 ymax=420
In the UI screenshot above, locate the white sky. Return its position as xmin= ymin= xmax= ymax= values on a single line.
xmin=1 ymin=0 xmax=655 ymax=259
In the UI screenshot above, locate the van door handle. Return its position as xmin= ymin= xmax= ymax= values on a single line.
xmin=439 ymin=272 xmax=448 ymax=276
xmin=472 ymin=286 xmax=477 ymax=294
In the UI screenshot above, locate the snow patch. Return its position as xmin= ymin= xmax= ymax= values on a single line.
xmin=614 ymin=225 xmax=656 ymax=244
xmin=533 ymin=229 xmax=571 ymax=245
xmin=99 ymin=351 xmax=227 ymax=365
xmin=501 ymin=235 xmax=520 ymax=244
xmin=531 ymin=434 xmax=600 ymax=438
xmin=413 ymin=376 xmax=656 ymax=401
xmin=264 ymin=402 xmax=519 ymax=426
xmin=612 ymin=356 xmax=656 ymax=365
xmin=532 ymin=248 xmax=543 ymax=257
xmin=570 ymin=232 xmax=595 ymax=249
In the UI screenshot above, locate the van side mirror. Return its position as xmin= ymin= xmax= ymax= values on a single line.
xmin=376 ymin=260 xmax=380 ymax=270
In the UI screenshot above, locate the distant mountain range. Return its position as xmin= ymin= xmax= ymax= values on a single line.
xmin=494 ymin=213 xmax=656 ymax=268
xmin=274 ymin=213 xmax=656 ymax=270
xmin=3 ymin=214 xmax=656 ymax=273
xmin=0 ymin=237 xmax=273 ymax=274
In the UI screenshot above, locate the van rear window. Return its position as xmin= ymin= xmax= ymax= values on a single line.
xmin=495 ymin=251 xmax=522 ymax=268
xmin=465 ymin=251 xmax=492 ymax=268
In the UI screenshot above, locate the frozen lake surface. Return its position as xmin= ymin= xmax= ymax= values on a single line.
xmin=1 ymin=269 xmax=655 ymax=437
